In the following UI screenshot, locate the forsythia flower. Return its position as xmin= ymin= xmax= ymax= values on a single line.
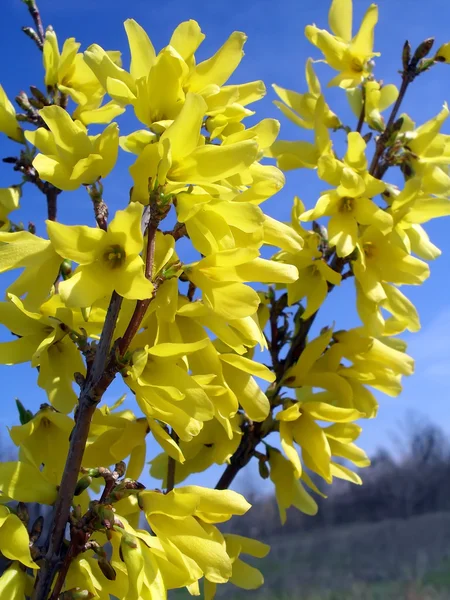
xmin=185 ymin=248 xmax=298 ymax=319
xmin=0 ymin=187 xmax=20 ymax=230
xmin=0 ymin=506 xmax=38 ymax=568
xmin=268 ymin=447 xmax=318 ymax=523
xmin=347 ymin=80 xmax=399 ymax=131
xmin=0 ymin=85 xmax=23 ymax=142
xmin=273 ymin=59 xmax=339 ymax=130
xmin=139 ymin=486 xmax=251 ymax=583
xmin=0 ymin=563 xmax=33 ymax=599
xmin=0 ymin=294 xmax=85 ymax=412
xmin=205 ymin=534 xmax=270 ymax=599
xmin=0 ymin=230 xmax=62 ymax=310
xmin=435 ymin=42 xmax=450 ymax=63
xmin=25 ymin=105 xmax=119 ymax=191
xmin=43 ymin=29 xmax=125 ymax=125
xmin=306 ymin=0 xmax=379 ymax=88
xmin=47 ymin=201 xmax=153 ymax=307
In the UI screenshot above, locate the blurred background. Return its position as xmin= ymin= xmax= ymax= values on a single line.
xmin=1 ymin=0 xmax=450 ymax=598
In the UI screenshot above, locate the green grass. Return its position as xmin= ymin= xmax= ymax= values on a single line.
xmin=170 ymin=512 xmax=450 ymax=599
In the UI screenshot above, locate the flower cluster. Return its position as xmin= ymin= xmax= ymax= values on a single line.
xmin=0 ymin=0 xmax=448 ymax=598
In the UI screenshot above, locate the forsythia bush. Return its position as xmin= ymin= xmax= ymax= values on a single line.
xmin=0 ymin=0 xmax=448 ymax=597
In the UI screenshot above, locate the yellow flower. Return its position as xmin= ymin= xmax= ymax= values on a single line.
xmin=347 ymin=80 xmax=398 ymax=131
xmin=174 ymin=188 xmax=265 ymax=255
xmin=401 ymin=104 xmax=450 ymax=195
xmin=219 ymin=352 xmax=275 ymax=421
xmin=276 ymin=399 xmax=366 ymax=485
xmin=268 ymin=447 xmax=318 ymax=523
xmin=185 ymin=247 xmax=298 ymax=320
xmin=47 ymin=201 xmax=152 ymax=307
xmin=0 ymin=187 xmax=20 ymax=230
xmin=273 ymin=59 xmax=339 ymax=130
xmin=149 ymin=417 xmax=242 ymax=486
xmin=305 ymin=0 xmax=379 ymax=88
xmin=205 ymin=534 xmax=270 ymax=599
xmin=0 ymin=85 xmax=23 ymax=143
xmin=128 ymin=93 xmax=259 ymax=203
xmin=0 ymin=294 xmax=85 ymax=412
xmin=269 ymin=95 xmax=332 ymax=171
xmin=127 ymin=338 xmax=214 ymax=442
xmin=85 ymin=19 xmax=252 ymax=132
xmin=9 ymin=406 xmax=73 ymax=485
xmin=0 ymin=507 xmax=38 ymax=569
xmin=139 ymin=486 xmax=250 ymax=584
xmin=43 ymin=29 xmax=125 ymax=125
xmin=353 ymin=227 xmax=430 ymax=305
xmin=25 ymin=105 xmax=119 ymax=191
xmin=435 ymin=42 xmax=450 ymax=63
xmin=0 ymin=460 xmax=57 ymax=504
xmin=0 ymin=230 xmax=62 ymax=310
xmin=277 ymin=232 xmax=341 ymax=318
xmin=0 ymin=562 xmax=33 ymax=599
xmin=301 ymin=132 xmax=390 ymax=257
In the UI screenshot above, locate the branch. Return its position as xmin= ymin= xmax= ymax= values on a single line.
xmin=118 ymin=218 xmax=157 ymax=355
xmin=369 ymin=38 xmax=434 ymax=178
xmin=32 ymin=292 xmax=123 ymax=600
xmin=356 ymin=85 xmax=366 ymax=134
xmin=22 ymin=0 xmax=45 ymax=47
xmin=46 ymin=186 xmax=57 ymax=222
xmin=166 ymin=430 xmax=179 ymax=493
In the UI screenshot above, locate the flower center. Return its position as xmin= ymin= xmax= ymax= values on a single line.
xmin=363 ymin=242 xmax=376 ymax=259
xmin=340 ymin=197 xmax=354 ymax=213
xmin=103 ymin=244 xmax=126 ymax=269
xmin=350 ymin=56 xmax=364 ymax=73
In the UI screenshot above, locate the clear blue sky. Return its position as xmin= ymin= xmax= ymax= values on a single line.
xmin=0 ymin=0 xmax=449 ymax=491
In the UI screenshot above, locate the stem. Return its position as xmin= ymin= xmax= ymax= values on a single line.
xmin=32 ymin=292 xmax=123 ymax=600
xmin=166 ymin=431 xmax=179 ymax=493
xmin=46 ymin=187 xmax=57 ymax=222
xmin=215 ymin=253 xmax=345 ymax=491
xmin=369 ymin=70 xmax=411 ymax=177
xmin=356 ymin=86 xmax=366 ymax=134
xmin=118 ymin=220 xmax=157 ymax=355
xmin=24 ymin=0 xmax=45 ymax=46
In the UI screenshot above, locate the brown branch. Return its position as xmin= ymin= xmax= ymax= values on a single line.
xmin=32 ymin=291 xmax=123 ymax=600
xmin=356 ymin=85 xmax=366 ymax=134
xmin=22 ymin=0 xmax=45 ymax=46
xmin=118 ymin=219 xmax=157 ymax=355
xmin=46 ymin=186 xmax=57 ymax=222
xmin=166 ymin=431 xmax=179 ymax=493
xmin=214 ymin=46 xmax=422 ymax=492
xmin=369 ymin=38 xmax=431 ymax=178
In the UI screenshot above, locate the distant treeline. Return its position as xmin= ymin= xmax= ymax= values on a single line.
xmin=230 ymin=418 xmax=450 ymax=539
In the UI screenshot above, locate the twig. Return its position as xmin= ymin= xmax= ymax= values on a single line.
xmin=22 ymin=0 xmax=45 ymax=47
xmin=166 ymin=430 xmax=179 ymax=493
xmin=356 ymin=85 xmax=366 ymax=134
xmin=46 ymin=186 xmax=57 ymax=222
xmin=118 ymin=219 xmax=157 ymax=355
xmin=32 ymin=292 xmax=123 ymax=600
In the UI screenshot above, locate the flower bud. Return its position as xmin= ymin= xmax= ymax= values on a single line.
xmin=402 ymin=40 xmax=411 ymax=70
xmin=16 ymin=502 xmax=29 ymax=526
xmin=59 ymin=590 xmax=95 ymax=600
xmin=258 ymin=459 xmax=270 ymax=480
xmin=98 ymin=558 xmax=116 ymax=581
xmin=74 ymin=475 xmax=92 ymax=496
xmin=60 ymin=259 xmax=72 ymax=280
xmin=30 ymin=515 xmax=44 ymax=544
xmin=113 ymin=461 xmax=126 ymax=478
xmin=412 ymin=38 xmax=434 ymax=65
xmin=16 ymin=398 xmax=33 ymax=424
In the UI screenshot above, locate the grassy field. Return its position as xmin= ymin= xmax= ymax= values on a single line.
xmin=171 ymin=512 xmax=450 ymax=599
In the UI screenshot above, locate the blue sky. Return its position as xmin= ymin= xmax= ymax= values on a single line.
xmin=0 ymin=0 xmax=449 ymax=492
